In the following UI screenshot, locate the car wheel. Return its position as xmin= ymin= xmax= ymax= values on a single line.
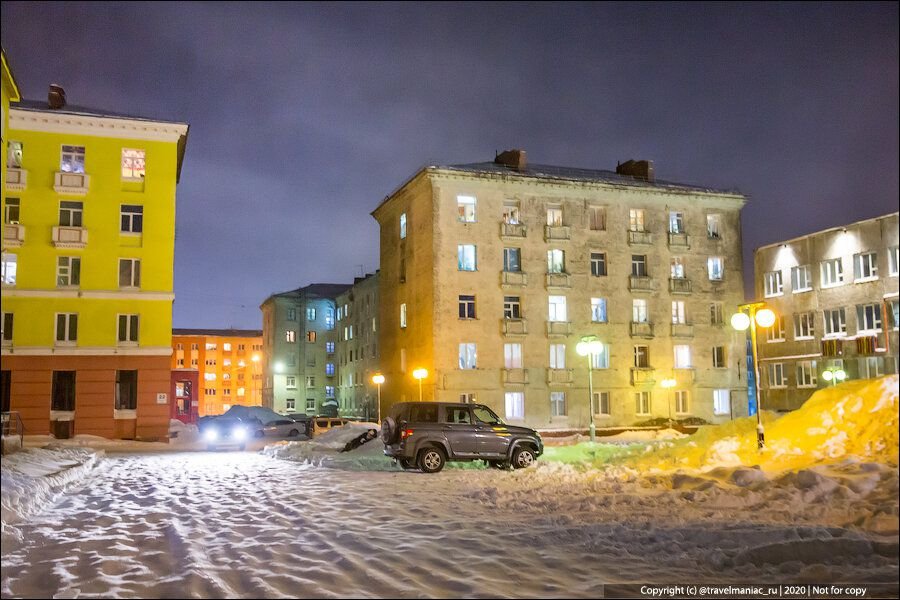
xmin=399 ymin=458 xmax=416 ymax=470
xmin=417 ymin=447 xmax=446 ymax=474
xmin=381 ymin=417 xmax=399 ymax=444
xmin=511 ymin=446 xmax=536 ymax=469
xmin=288 ymin=429 xmax=299 ymax=437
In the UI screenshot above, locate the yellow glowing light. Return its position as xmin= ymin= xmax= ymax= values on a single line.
xmin=372 ymin=374 xmax=385 ymax=385
xmin=412 ymin=368 xmax=428 ymax=380
xmin=822 ymin=370 xmax=833 ymax=381
xmin=251 ymin=354 xmax=260 ymax=362
xmin=835 ymin=369 xmax=846 ymax=381
xmin=755 ymin=309 xmax=776 ymax=328
xmin=660 ymin=378 xmax=676 ymax=389
xmin=576 ymin=340 xmax=604 ymax=357
xmin=274 ymin=361 xmax=284 ymax=373
xmin=731 ymin=312 xmax=751 ymax=331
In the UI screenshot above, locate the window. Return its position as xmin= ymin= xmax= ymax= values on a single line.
xmin=632 ymin=299 xmax=648 ymax=323
xmin=306 ymin=331 xmax=316 ymax=343
xmin=400 ymin=303 xmax=407 ymax=328
xmin=670 ymin=257 xmax=685 ymax=279
xmin=891 ymin=300 xmax=899 ymax=330
xmin=589 ymin=206 xmax=606 ymax=231
xmin=59 ymin=201 xmax=83 ymax=227
xmin=673 ymin=345 xmax=692 ymax=368
xmin=205 ymin=358 xmax=217 ymax=366
xmin=593 ymin=391 xmax=610 ymax=416
xmin=7 ymin=141 xmax=22 ymax=168
xmin=505 ymin=392 xmax=525 ymax=420
xmin=306 ymin=398 xmax=316 ymax=411
xmin=707 ymin=257 xmax=724 ymax=281
xmin=671 ymin=301 xmax=687 ymax=324
xmin=861 ymin=356 xmax=884 ymax=378
xmin=502 ymin=202 xmax=520 ymax=224
xmin=56 ymin=256 xmax=81 ymax=287
xmin=191 ymin=343 xmax=199 ymax=350
xmin=707 ymin=214 xmax=722 ymax=239
xmin=306 ymin=376 xmax=316 ymax=387
xmin=712 ymin=346 xmax=726 ymax=368
xmin=504 ymin=343 xmax=523 ymax=369
xmin=326 ymin=341 xmax=335 ymax=353
xmin=504 ymin=296 xmax=521 ymax=319
xmin=764 ymin=271 xmax=783 ymax=297
xmin=503 ymin=247 xmax=521 ymax=272
xmin=324 ymin=309 xmax=335 ymax=330
xmin=629 ymin=209 xmax=645 ymax=232
xmin=121 ymin=148 xmax=145 ymax=179
xmin=287 ymin=308 xmax=296 ymax=321
xmin=823 ymin=308 xmax=846 ymax=337
xmin=457 ymin=295 xmax=476 ymax=319
xmin=547 ymin=249 xmax=565 ymax=273
xmin=854 ymin=252 xmax=878 ymax=281
xmin=306 ymin=308 xmax=316 ymax=321
xmin=286 ymin=376 xmax=297 ymax=388
xmin=547 ymin=207 xmax=563 ymax=227
xmin=635 ymin=391 xmax=651 ymax=415
xmin=325 ymin=386 xmax=335 ymax=399
xmin=285 ymin=330 xmax=296 ymax=343
xmin=767 ymin=316 xmax=786 ymax=342
xmin=60 ymin=145 xmax=85 ymax=174
xmin=121 ymin=205 xmax=143 ymax=234
xmin=668 ymin=211 xmax=684 ymax=234
xmin=458 ymin=245 xmax=477 ymax=271
xmin=119 ymin=258 xmax=141 ymax=288
xmin=856 ymin=303 xmax=882 ymax=332
xmin=591 ymin=298 xmax=607 ymax=323
xmin=458 ymin=343 xmax=477 ymax=369
xmin=633 ymin=345 xmax=650 ymax=368
xmin=890 ymin=246 xmax=899 ymax=277
xmin=457 ymin=195 xmax=476 ymax=222
xmin=286 ymin=399 xmax=296 ymax=411
xmin=631 ymin=255 xmax=647 ymax=277
xmin=56 ymin=313 xmax=78 ymax=344
xmin=590 ymin=252 xmax=607 ymax=277
xmin=797 ymin=361 xmax=817 ymax=388
xmin=768 ymin=363 xmax=786 ymax=388
xmin=118 ymin=314 xmax=139 ymax=343
xmin=4 ymin=198 xmax=20 ymax=224
xmin=713 ymin=389 xmax=730 ymax=415
xmin=549 ymin=344 xmax=566 ymax=369
xmin=793 ymin=312 xmax=815 ymax=339
xmin=548 ymin=296 xmax=567 ymax=322
xmin=550 ymin=391 xmax=567 ymax=417
xmin=674 ymin=390 xmax=690 ymax=414
xmin=399 ymin=213 xmax=407 ymax=239
xmin=115 ymin=370 xmax=138 ymax=410
xmin=791 ymin=265 xmax=812 ymax=292
xmin=325 ymin=362 xmax=335 ymax=375
xmin=2 ymin=312 xmax=13 ymax=343
xmin=51 ymin=371 xmax=76 ymax=411
xmin=591 ymin=343 xmax=609 ymax=369
xmin=820 ymin=258 xmax=844 ymax=287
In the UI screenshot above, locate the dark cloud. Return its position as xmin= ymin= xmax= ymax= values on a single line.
xmin=3 ymin=2 xmax=897 ymax=328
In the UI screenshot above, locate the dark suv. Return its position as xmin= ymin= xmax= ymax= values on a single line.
xmin=381 ymin=402 xmax=543 ymax=473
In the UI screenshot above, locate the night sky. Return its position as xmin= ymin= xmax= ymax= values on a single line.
xmin=3 ymin=2 xmax=897 ymax=329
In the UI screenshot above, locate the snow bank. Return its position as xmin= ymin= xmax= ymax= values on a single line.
xmin=168 ymin=419 xmax=201 ymax=445
xmin=262 ymin=423 xmax=393 ymax=470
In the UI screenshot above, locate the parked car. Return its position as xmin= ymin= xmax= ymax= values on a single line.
xmin=262 ymin=419 xmax=305 ymax=438
xmin=310 ymin=416 xmax=350 ymax=437
xmin=381 ymin=402 xmax=543 ymax=473
xmin=200 ymin=417 xmax=251 ymax=451
xmin=286 ymin=414 xmax=312 ymax=435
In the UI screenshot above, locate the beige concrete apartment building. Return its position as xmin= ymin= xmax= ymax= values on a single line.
xmin=372 ymin=151 xmax=749 ymax=430
xmin=334 ymin=272 xmax=381 ymax=420
xmin=754 ymin=212 xmax=899 ymax=411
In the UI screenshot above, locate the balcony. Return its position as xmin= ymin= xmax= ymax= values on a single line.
xmin=3 ymin=223 xmax=24 ymax=248
xmin=631 ymin=368 xmax=656 ymax=386
xmin=52 ymin=226 xmax=88 ymax=248
xmin=671 ymin=323 xmax=694 ymax=338
xmin=630 ymin=321 xmax=654 ymax=338
xmin=502 ymin=368 xmax=529 ymax=385
xmin=675 ymin=368 xmax=696 ymax=384
xmin=667 ymin=232 xmax=690 ymax=248
xmin=5 ymin=168 xmax=27 ymax=191
xmin=54 ymin=172 xmax=90 ymax=195
xmin=501 ymin=271 xmax=528 ymax=286
xmin=546 ymin=321 xmax=572 ymax=337
xmin=501 ymin=319 xmax=528 ymax=336
xmin=544 ymin=225 xmax=571 ymax=241
xmin=669 ymin=277 xmax=692 ymax=294
xmin=547 ymin=368 xmax=574 ymax=385
xmin=627 ymin=230 xmax=653 ymax=245
xmin=545 ymin=272 xmax=571 ymax=289
xmin=500 ymin=222 xmax=527 ymax=238
xmin=629 ymin=275 xmax=654 ymax=292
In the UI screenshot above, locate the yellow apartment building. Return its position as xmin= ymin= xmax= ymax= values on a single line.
xmin=1 ymin=82 xmax=188 ymax=440
xmin=171 ymin=329 xmax=264 ymax=416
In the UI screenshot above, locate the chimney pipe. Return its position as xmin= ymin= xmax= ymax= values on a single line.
xmin=48 ymin=84 xmax=67 ymax=110
xmin=494 ymin=149 xmax=527 ymax=172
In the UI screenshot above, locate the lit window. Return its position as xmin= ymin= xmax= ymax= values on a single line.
xmin=400 ymin=303 xmax=407 ymax=328
xmin=502 ymin=202 xmax=520 ymax=224
xmin=121 ymin=205 xmax=143 ymax=234
xmin=286 ymin=330 xmax=296 ymax=343
xmin=57 ymin=256 xmax=81 ymax=287
xmin=547 ymin=249 xmax=565 ymax=274
xmin=458 ymin=343 xmax=477 ymax=369
xmin=591 ymin=298 xmax=607 ymax=323
xmin=671 ymin=301 xmax=687 ymax=324
xmin=670 ymin=257 xmax=685 ymax=279
xmin=589 ymin=206 xmax=606 ymax=231
xmin=634 ymin=391 xmax=651 ymax=415
xmin=504 ymin=343 xmax=523 ymax=369
xmin=707 ymin=214 xmax=722 ymax=239
xmin=286 ymin=376 xmax=297 ymax=388
xmin=504 ymin=296 xmax=521 ymax=319
xmin=674 ymin=390 xmax=690 ymax=414
xmin=547 ymin=207 xmax=563 ymax=227
xmin=890 ymin=246 xmax=899 ymax=276
xmin=119 ymin=258 xmax=141 ymax=288
xmin=399 ymin=213 xmax=407 ymax=239
xmin=325 ymin=363 xmax=335 ymax=376
xmin=820 ymin=258 xmax=844 ymax=287
xmin=118 ymin=314 xmax=139 ymax=344
xmin=457 ymin=196 xmax=476 ymax=222
xmin=548 ymin=296 xmax=567 ymax=322
xmin=223 ymin=343 xmax=231 ymax=352
xmin=457 ymin=245 xmax=477 ymax=271
xmin=707 ymin=257 xmax=724 ymax=281
xmin=591 ymin=343 xmax=609 ymax=369
xmin=326 ymin=341 xmax=335 ymax=353
xmin=633 ymin=345 xmax=650 ymax=368
xmin=549 ymin=344 xmax=566 ymax=369
xmin=629 ymin=209 xmax=645 ymax=232
xmin=121 ymin=148 xmax=145 ymax=179
xmin=60 ymin=145 xmax=85 ymax=174
xmin=505 ymin=392 xmax=525 ymax=420
xmin=668 ymin=211 xmax=684 ymax=234
xmin=713 ymin=389 xmax=730 ymax=415
xmin=764 ymin=271 xmax=783 ymax=297
xmin=306 ymin=308 xmax=316 ymax=321
xmin=673 ymin=345 xmax=692 ymax=368
xmin=712 ymin=346 xmax=726 ymax=368
xmin=550 ymin=391 xmax=567 ymax=417
xmin=791 ymin=265 xmax=812 ymax=292
xmin=7 ymin=141 xmax=23 ymax=169
xmin=2 ymin=254 xmax=17 ymax=285
xmin=632 ymin=299 xmax=648 ymax=323
xmin=306 ymin=331 xmax=316 ymax=343
xmin=768 ymin=363 xmax=786 ymax=388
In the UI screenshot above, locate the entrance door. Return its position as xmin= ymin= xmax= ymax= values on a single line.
xmin=1 ymin=370 xmax=10 ymax=412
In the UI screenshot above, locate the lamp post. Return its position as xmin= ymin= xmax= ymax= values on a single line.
xmin=372 ymin=373 xmax=385 ymax=423
xmin=731 ymin=302 xmax=776 ymax=449
xmin=660 ymin=377 xmax=676 ymax=427
xmin=575 ymin=336 xmax=604 ymax=443
xmin=412 ymin=368 xmax=428 ymax=402
xmin=821 ymin=367 xmax=847 ymax=387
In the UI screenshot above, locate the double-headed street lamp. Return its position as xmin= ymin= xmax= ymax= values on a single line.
xmin=575 ymin=336 xmax=604 ymax=443
xmin=731 ymin=302 xmax=776 ymax=450
xmin=372 ymin=373 xmax=385 ymax=423
xmin=412 ymin=368 xmax=428 ymax=402
xmin=822 ymin=367 xmax=847 ymax=387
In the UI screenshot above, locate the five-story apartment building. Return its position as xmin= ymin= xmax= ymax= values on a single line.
xmin=335 ymin=272 xmax=380 ymax=419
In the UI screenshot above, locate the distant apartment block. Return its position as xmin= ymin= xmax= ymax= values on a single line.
xmin=754 ymin=212 xmax=899 ymax=411
xmin=335 ymin=272 xmax=380 ymax=419
xmin=372 ymin=150 xmax=748 ymax=430
xmin=171 ymin=329 xmax=263 ymax=416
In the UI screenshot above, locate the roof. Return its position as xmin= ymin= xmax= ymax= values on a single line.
xmin=173 ymin=328 xmax=262 ymax=338
xmin=266 ymin=282 xmax=354 ymax=303
xmin=2 ymin=49 xmax=21 ymax=102
xmin=13 ymin=98 xmax=188 ymax=126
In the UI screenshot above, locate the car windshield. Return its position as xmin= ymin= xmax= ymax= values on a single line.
xmin=473 ymin=406 xmax=503 ymax=425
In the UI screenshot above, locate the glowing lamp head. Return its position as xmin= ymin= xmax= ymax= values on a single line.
xmin=412 ymin=368 xmax=428 ymax=381
xmin=822 ymin=370 xmax=833 ymax=382
xmin=251 ymin=354 xmax=260 ymax=362
xmin=274 ymin=361 xmax=284 ymax=373
xmin=372 ymin=374 xmax=385 ymax=385
xmin=835 ymin=369 xmax=847 ymax=381
xmin=576 ymin=338 xmax=604 ymax=357
xmin=660 ymin=378 xmax=676 ymax=389
xmin=755 ymin=309 xmax=776 ymax=328
xmin=730 ymin=312 xmax=751 ymax=331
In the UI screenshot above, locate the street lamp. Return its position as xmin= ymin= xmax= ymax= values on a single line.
xmin=660 ymin=377 xmax=676 ymax=426
xmin=372 ymin=373 xmax=385 ymax=423
xmin=822 ymin=367 xmax=847 ymax=386
xmin=731 ymin=302 xmax=776 ymax=449
xmin=412 ymin=368 xmax=428 ymax=402
xmin=575 ymin=336 xmax=604 ymax=442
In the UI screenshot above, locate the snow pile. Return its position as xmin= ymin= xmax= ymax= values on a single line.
xmin=262 ymin=423 xmax=392 ymax=470
xmin=1 ymin=447 xmax=101 ymax=535
xmin=168 ymin=419 xmax=201 ymax=445
xmin=603 ymin=427 xmax=687 ymax=442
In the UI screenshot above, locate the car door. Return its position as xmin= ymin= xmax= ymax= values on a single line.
xmin=441 ymin=405 xmax=477 ymax=457
xmin=472 ymin=405 xmax=511 ymax=458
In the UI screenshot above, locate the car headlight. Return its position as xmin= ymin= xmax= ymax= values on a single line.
xmin=204 ymin=428 xmax=218 ymax=441
xmin=233 ymin=426 xmax=247 ymax=441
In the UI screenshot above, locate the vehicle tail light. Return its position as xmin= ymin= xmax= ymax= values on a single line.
xmin=401 ymin=429 xmax=414 ymax=439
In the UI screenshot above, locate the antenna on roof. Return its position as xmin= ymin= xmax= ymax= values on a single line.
xmin=356 ymin=264 xmax=364 ymax=278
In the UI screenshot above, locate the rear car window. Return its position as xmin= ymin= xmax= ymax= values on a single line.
xmin=316 ymin=419 xmax=328 ymax=427
xmin=409 ymin=404 xmax=438 ymax=423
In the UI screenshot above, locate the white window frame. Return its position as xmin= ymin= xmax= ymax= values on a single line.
xmin=61 ymin=145 xmax=85 ymax=173
xmin=285 ymin=330 xmax=296 ymax=343
xmin=634 ymin=391 xmax=651 ymax=416
xmin=890 ymin=246 xmax=899 ymax=277
xmin=673 ymin=344 xmax=692 ymax=369
xmin=791 ymin=265 xmax=812 ymax=293
xmin=674 ymin=390 xmax=690 ymax=415
xmin=546 ymin=207 xmax=563 ymax=227
xmin=707 ymin=256 xmax=724 ymax=281
xmin=120 ymin=205 xmax=143 ymax=234
xmin=548 ymin=295 xmax=567 ymax=322
xmin=121 ymin=148 xmax=146 ymax=179
xmin=670 ymin=256 xmax=685 ymax=279
xmin=591 ymin=297 xmax=607 ymax=323
xmin=589 ymin=206 xmax=606 ymax=231
xmin=400 ymin=303 xmax=407 ymax=328
xmin=117 ymin=313 xmax=139 ymax=344
xmin=550 ymin=391 xmax=567 ymax=417
xmin=854 ymin=252 xmax=878 ymax=282
xmin=457 ymin=244 xmax=477 ymax=271
xmin=713 ymin=389 xmax=730 ymax=415
xmin=628 ymin=209 xmax=645 ymax=232
xmin=820 ymin=258 xmax=844 ymax=288
xmin=793 ymin=312 xmax=815 ymax=340
xmin=710 ymin=302 xmax=724 ymax=325
xmin=59 ymin=201 xmax=83 ymax=227
xmin=668 ymin=211 xmax=684 ymax=234
xmin=823 ymin=308 xmax=846 ymax=338
xmin=712 ymin=346 xmax=726 ymax=368
xmin=547 ymin=249 xmax=565 ymax=274
xmin=590 ymin=252 xmax=607 ymax=277
xmin=549 ymin=343 xmax=566 ymax=369
xmin=119 ymin=258 xmax=140 ymax=288
xmin=593 ymin=391 xmax=611 ymax=416
xmin=286 ymin=376 xmax=297 ymax=389
xmin=671 ymin=301 xmax=687 ymax=324
xmin=766 ymin=316 xmax=786 ymax=342
xmin=399 ymin=213 xmax=407 ymax=239
xmin=55 ymin=312 xmax=78 ymax=345
xmin=857 ymin=303 xmax=882 ymax=333
xmin=764 ymin=271 xmax=783 ymax=297
xmin=796 ymin=360 xmax=817 ymax=388
xmin=504 ymin=343 xmax=523 ymax=369
xmin=458 ymin=343 xmax=477 ymax=370
xmin=707 ymin=214 xmax=722 ymax=239
xmin=457 ymin=195 xmax=476 ymax=223
xmin=591 ymin=344 xmax=609 ymax=369
xmin=768 ymin=363 xmax=786 ymax=388
xmin=57 ymin=256 xmax=81 ymax=287
xmin=505 ymin=391 xmax=525 ymax=420
xmin=632 ymin=298 xmax=649 ymax=323
xmin=502 ymin=203 xmax=520 ymax=225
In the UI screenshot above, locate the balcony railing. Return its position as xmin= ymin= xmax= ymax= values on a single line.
xmin=627 ymin=230 xmax=653 ymax=245
xmin=675 ymin=368 xmax=696 ymax=384
xmin=631 ymin=368 xmax=656 ymax=386
xmin=671 ymin=323 xmax=694 ymax=337
xmin=501 ymin=271 xmax=527 ymax=286
xmin=545 ymin=272 xmax=571 ymax=288
xmin=669 ymin=277 xmax=692 ymax=294
xmin=500 ymin=222 xmax=527 ymax=238
xmin=501 ymin=319 xmax=528 ymax=336
xmin=54 ymin=172 xmax=90 ymax=195
xmin=3 ymin=223 xmax=24 ymax=248
xmin=629 ymin=275 xmax=653 ymax=292
xmin=546 ymin=321 xmax=572 ymax=337
xmin=52 ymin=226 xmax=88 ymax=248
xmin=544 ymin=225 xmax=571 ymax=241
xmin=5 ymin=168 xmax=27 ymax=191
xmin=630 ymin=321 xmax=654 ymax=338
xmin=547 ymin=368 xmax=574 ymax=385
xmin=502 ymin=368 xmax=529 ymax=385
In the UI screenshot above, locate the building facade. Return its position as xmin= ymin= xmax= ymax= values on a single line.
xmin=335 ymin=272 xmax=381 ymax=420
xmin=372 ymin=151 xmax=749 ymax=430
xmin=171 ymin=329 xmax=263 ymax=416
xmin=1 ymin=84 xmax=188 ymax=440
xmin=754 ymin=213 xmax=899 ymax=411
